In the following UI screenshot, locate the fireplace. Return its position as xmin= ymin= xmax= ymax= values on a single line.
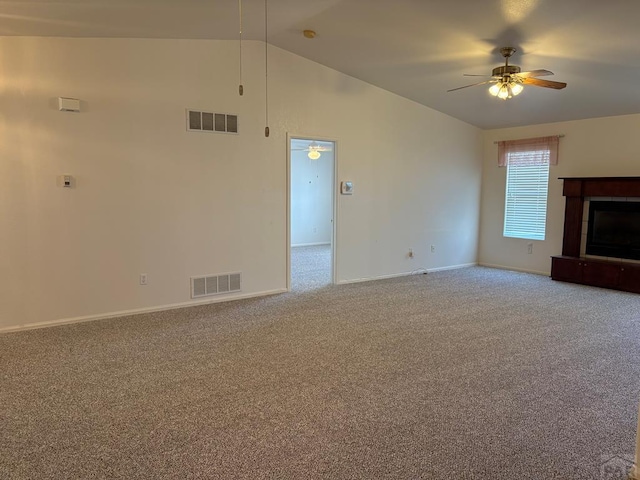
xmin=551 ymin=177 xmax=640 ymax=293
xmin=586 ymin=200 xmax=640 ymax=260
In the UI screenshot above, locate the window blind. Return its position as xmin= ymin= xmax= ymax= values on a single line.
xmin=503 ymin=149 xmax=550 ymax=241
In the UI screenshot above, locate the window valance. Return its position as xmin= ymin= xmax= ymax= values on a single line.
xmin=497 ymin=136 xmax=560 ymax=167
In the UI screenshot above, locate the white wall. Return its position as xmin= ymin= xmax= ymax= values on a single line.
xmin=0 ymin=37 xmax=482 ymax=331
xmin=290 ymin=149 xmax=333 ymax=246
xmin=479 ymin=114 xmax=640 ymax=274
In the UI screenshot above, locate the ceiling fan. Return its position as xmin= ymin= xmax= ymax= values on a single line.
xmin=292 ymin=141 xmax=333 ymax=160
xmin=448 ymin=47 xmax=567 ymax=99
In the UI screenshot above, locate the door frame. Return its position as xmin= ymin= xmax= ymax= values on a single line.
xmin=286 ymin=133 xmax=338 ymax=291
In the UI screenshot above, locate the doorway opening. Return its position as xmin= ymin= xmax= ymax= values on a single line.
xmin=288 ymin=136 xmax=336 ymax=291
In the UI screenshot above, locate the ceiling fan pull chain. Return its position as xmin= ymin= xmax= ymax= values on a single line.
xmin=264 ymin=0 xmax=270 ymax=137
xmin=238 ymin=0 xmax=243 ymax=96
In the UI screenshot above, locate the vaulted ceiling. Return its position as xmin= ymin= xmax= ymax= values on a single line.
xmin=3 ymin=0 xmax=640 ymax=129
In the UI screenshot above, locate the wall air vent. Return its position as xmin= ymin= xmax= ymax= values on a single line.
xmin=187 ymin=109 xmax=238 ymax=134
xmin=191 ymin=272 xmax=241 ymax=299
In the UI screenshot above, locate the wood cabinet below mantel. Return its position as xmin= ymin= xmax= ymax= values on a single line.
xmin=551 ymin=256 xmax=640 ymax=293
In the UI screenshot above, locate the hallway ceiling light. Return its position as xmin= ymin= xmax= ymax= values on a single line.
xmin=292 ymin=140 xmax=333 ymax=160
xmin=307 ymin=148 xmax=321 ymax=160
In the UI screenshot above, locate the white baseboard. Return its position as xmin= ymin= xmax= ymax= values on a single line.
xmin=426 ymin=262 xmax=477 ymax=273
xmin=337 ymin=272 xmax=416 ymax=285
xmin=478 ymin=262 xmax=550 ymax=276
xmin=291 ymin=242 xmax=331 ymax=247
xmin=0 ymin=288 xmax=288 ymax=334
xmin=336 ymin=263 xmax=476 ymax=285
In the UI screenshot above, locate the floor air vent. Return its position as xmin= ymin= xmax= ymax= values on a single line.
xmin=187 ymin=109 xmax=238 ymax=134
xmin=191 ymin=273 xmax=241 ymax=299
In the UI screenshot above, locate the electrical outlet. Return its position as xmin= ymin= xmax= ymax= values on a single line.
xmin=408 ymin=248 xmax=414 ymax=258
xmin=527 ymin=243 xmax=533 ymax=254
xmin=430 ymin=245 xmax=436 ymax=253
xmin=140 ymin=273 xmax=148 ymax=285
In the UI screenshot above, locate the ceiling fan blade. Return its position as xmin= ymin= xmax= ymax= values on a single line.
xmin=522 ymin=77 xmax=567 ymax=89
xmin=463 ymin=74 xmax=492 ymax=77
xmin=517 ymin=69 xmax=554 ymax=78
xmin=447 ymin=80 xmax=495 ymax=92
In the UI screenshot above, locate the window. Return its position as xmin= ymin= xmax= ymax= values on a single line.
xmin=498 ymin=136 xmax=559 ymax=241
xmin=504 ymin=155 xmax=549 ymax=240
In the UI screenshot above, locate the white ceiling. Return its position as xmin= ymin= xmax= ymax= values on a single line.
xmin=4 ymin=0 xmax=640 ymax=129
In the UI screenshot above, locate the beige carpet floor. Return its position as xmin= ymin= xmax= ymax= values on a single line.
xmin=1 ymin=266 xmax=640 ymax=479
xmin=291 ymin=244 xmax=331 ymax=291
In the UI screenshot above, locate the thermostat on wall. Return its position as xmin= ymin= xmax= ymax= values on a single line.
xmin=58 ymin=97 xmax=81 ymax=112
xmin=341 ymin=181 xmax=353 ymax=195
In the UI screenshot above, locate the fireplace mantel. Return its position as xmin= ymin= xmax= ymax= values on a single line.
xmin=559 ymin=177 xmax=640 ymax=257
xmin=551 ymin=177 xmax=640 ymax=293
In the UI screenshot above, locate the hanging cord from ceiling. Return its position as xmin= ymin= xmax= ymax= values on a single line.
xmin=238 ymin=0 xmax=243 ymax=96
xmin=264 ymin=0 xmax=270 ymax=137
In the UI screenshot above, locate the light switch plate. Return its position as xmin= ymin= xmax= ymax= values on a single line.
xmin=58 ymin=175 xmax=74 ymax=188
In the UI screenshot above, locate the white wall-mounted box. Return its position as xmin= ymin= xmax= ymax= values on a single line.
xmin=58 ymin=97 xmax=80 ymax=112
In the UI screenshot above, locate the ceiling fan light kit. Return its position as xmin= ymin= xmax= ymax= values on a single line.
xmin=489 ymin=80 xmax=524 ymax=99
xmin=448 ymin=47 xmax=567 ymax=99
xmin=489 ymin=47 xmax=524 ymax=99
